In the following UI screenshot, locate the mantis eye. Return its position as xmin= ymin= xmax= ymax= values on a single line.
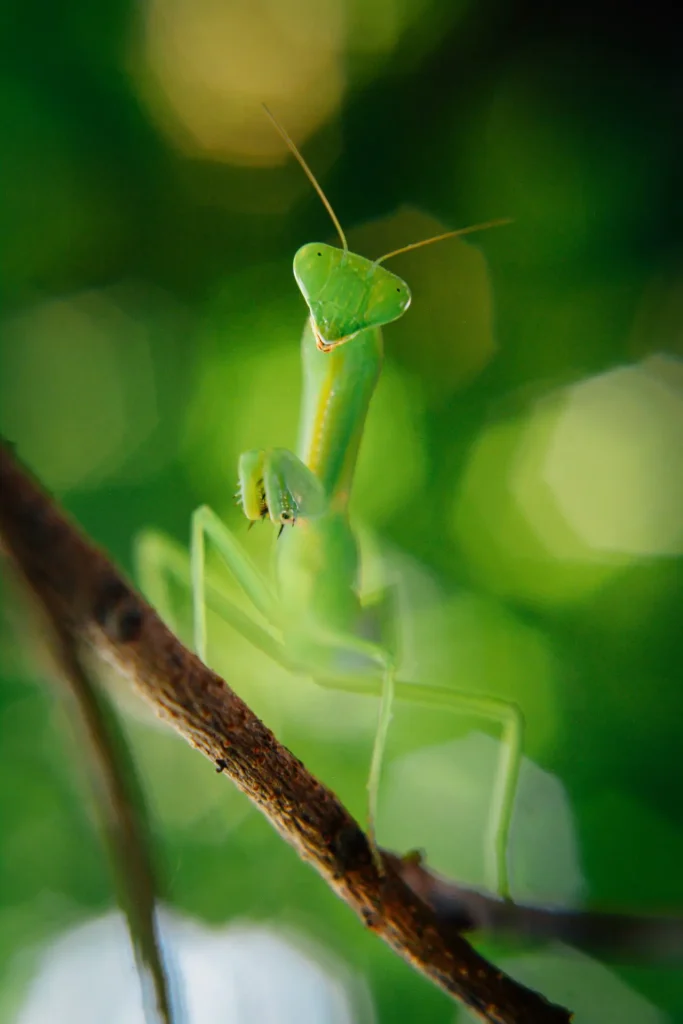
xmin=279 ymin=510 xmax=295 ymax=525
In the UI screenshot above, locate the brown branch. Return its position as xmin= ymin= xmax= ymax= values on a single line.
xmin=0 ymin=440 xmax=572 ymax=1024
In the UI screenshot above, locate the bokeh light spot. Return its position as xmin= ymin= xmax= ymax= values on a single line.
xmin=454 ymin=356 xmax=683 ymax=608
xmin=453 ymin=419 xmax=621 ymax=606
xmin=15 ymin=911 xmax=373 ymax=1024
xmin=349 ymin=207 xmax=499 ymax=402
xmin=133 ymin=0 xmax=346 ymax=163
xmin=541 ymin=355 xmax=683 ymax=557
xmin=0 ymin=290 xmax=162 ymax=491
xmin=380 ymin=733 xmax=581 ymax=902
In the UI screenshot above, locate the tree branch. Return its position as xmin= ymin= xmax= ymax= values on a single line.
xmin=0 ymin=440 xmax=572 ymax=1024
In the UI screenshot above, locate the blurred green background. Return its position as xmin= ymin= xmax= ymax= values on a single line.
xmin=2 ymin=0 xmax=683 ymax=1020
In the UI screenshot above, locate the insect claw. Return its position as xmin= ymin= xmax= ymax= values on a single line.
xmin=277 ymin=525 xmax=285 ymax=540
xmin=247 ymin=520 xmax=256 ymax=532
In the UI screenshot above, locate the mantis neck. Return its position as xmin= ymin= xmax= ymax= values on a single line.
xmin=296 ymin=318 xmax=383 ymax=511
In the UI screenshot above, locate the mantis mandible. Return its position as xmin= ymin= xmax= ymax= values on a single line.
xmin=136 ymin=108 xmax=520 ymax=898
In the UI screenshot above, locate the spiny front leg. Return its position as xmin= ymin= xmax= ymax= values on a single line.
xmin=237 ymin=448 xmax=327 ymax=528
xmin=146 ymin=449 xmax=329 ymax=668
xmin=190 ymin=446 xmax=328 ymax=662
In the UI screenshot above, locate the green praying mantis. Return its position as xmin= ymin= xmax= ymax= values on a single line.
xmin=136 ymin=108 xmax=520 ymax=898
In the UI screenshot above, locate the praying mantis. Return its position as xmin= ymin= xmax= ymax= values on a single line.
xmin=136 ymin=108 xmax=520 ymax=898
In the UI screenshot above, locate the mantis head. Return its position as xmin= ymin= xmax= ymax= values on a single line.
xmin=263 ymin=104 xmax=510 ymax=354
xmin=293 ymin=243 xmax=411 ymax=351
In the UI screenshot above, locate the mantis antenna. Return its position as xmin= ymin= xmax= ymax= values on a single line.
xmin=375 ymin=217 xmax=512 ymax=265
xmin=262 ymin=104 xmax=348 ymax=252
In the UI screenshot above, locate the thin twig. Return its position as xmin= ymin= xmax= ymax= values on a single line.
xmin=0 ymin=441 xmax=572 ymax=1024
xmin=49 ymin=626 xmax=176 ymax=1023
xmin=393 ymin=853 xmax=683 ymax=966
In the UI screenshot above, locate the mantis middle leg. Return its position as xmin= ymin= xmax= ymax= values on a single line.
xmin=137 ymin=506 xmax=523 ymax=899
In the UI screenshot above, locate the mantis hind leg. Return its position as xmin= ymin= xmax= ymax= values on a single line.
xmin=353 ymin=582 xmax=522 ymax=897
xmin=310 ymin=651 xmax=522 ymax=900
xmin=283 ymin=608 xmax=522 ymax=896
xmin=277 ymin=618 xmax=397 ymax=873
xmin=394 ymin=680 xmax=523 ymax=901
